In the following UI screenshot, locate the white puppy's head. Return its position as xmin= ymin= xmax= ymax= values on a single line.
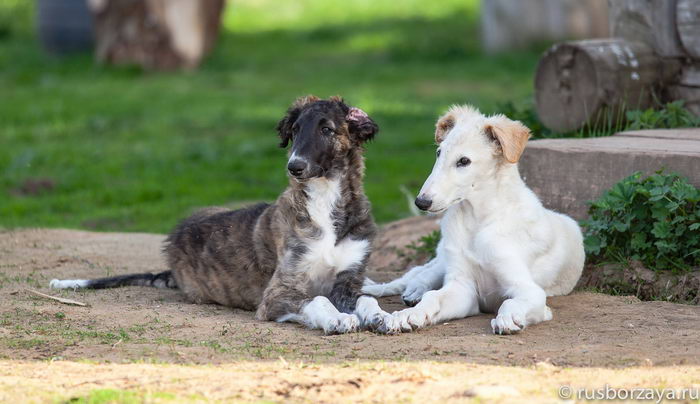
xmin=414 ymin=105 xmax=531 ymax=213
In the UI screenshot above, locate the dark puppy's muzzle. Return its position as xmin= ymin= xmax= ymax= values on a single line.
xmin=414 ymin=195 xmax=432 ymax=211
xmin=287 ymin=159 xmax=308 ymax=178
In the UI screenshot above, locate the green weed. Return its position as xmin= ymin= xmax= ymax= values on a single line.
xmin=401 ymin=230 xmax=441 ymax=261
xmin=582 ymin=172 xmax=700 ymax=271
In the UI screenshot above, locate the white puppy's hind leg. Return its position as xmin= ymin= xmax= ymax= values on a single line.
xmin=401 ymin=260 xmax=445 ymax=306
xmin=361 ymin=277 xmax=408 ymax=297
xmin=279 ymin=296 xmax=359 ymax=334
xmin=391 ymin=280 xmax=479 ymax=332
xmin=362 ymin=257 xmax=443 ymax=300
xmin=362 ymin=263 xmax=429 ymax=297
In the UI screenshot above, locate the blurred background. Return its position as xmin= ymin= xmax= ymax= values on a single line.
xmin=1 ymin=0 xmax=693 ymax=233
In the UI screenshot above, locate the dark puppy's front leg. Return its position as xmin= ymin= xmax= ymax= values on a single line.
xmin=256 ymin=270 xmax=360 ymax=334
xmin=255 ymin=271 xmax=308 ymax=321
xmin=328 ymin=269 xmax=363 ymax=314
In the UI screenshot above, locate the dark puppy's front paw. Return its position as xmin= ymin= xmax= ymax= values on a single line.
xmin=364 ymin=313 xmax=401 ymax=335
xmin=324 ymin=313 xmax=360 ymax=335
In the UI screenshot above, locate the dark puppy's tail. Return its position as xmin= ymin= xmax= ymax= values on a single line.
xmin=49 ymin=270 xmax=177 ymax=290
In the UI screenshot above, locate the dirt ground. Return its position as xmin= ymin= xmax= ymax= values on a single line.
xmin=2 ymin=228 xmax=700 ymax=402
xmin=3 ymin=361 xmax=700 ymax=403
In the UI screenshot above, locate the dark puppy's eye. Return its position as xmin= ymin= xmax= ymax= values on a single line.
xmin=456 ymin=157 xmax=471 ymax=167
xmin=321 ymin=127 xmax=334 ymax=135
xmin=292 ymin=125 xmax=300 ymax=134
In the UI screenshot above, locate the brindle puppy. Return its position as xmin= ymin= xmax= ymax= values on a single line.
xmin=50 ymin=96 xmax=394 ymax=334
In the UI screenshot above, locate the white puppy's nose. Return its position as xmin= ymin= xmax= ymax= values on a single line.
xmin=414 ymin=195 xmax=432 ymax=211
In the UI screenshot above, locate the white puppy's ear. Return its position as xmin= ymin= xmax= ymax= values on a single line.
xmin=434 ymin=113 xmax=455 ymax=144
xmin=485 ymin=115 xmax=531 ymax=163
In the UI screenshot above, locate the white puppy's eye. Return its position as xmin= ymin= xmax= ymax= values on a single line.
xmin=456 ymin=157 xmax=471 ymax=167
xmin=436 ymin=149 xmax=441 ymax=157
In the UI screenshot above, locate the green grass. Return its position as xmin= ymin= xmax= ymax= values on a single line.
xmin=63 ymin=389 xmax=178 ymax=404
xmin=0 ymin=0 xmax=541 ymax=232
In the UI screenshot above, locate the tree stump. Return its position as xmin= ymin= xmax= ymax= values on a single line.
xmin=88 ymin=0 xmax=225 ymax=71
xmin=535 ymin=39 xmax=681 ymax=133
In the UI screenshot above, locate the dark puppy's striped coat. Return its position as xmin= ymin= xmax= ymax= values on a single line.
xmin=51 ymin=96 xmax=393 ymax=334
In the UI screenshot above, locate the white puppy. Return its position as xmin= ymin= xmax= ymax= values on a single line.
xmin=363 ymin=105 xmax=584 ymax=334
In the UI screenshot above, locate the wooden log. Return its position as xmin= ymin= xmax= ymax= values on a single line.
xmin=87 ymin=0 xmax=225 ymax=71
xmin=608 ymin=0 xmax=686 ymax=58
xmin=677 ymin=0 xmax=700 ymax=60
xmin=535 ymin=39 xmax=682 ymax=133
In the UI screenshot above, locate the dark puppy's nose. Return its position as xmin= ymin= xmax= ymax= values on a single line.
xmin=414 ymin=196 xmax=432 ymax=211
xmin=287 ymin=159 xmax=307 ymax=177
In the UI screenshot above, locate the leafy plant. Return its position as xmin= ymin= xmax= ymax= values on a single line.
xmin=582 ymin=172 xmax=700 ymax=271
xmin=626 ymin=100 xmax=700 ymax=130
xmin=402 ymin=230 xmax=440 ymax=261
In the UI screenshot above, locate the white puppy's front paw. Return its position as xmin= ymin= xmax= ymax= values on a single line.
xmin=491 ymin=312 xmax=525 ymax=335
xmin=325 ymin=313 xmax=360 ymax=335
xmin=393 ymin=309 xmax=430 ymax=332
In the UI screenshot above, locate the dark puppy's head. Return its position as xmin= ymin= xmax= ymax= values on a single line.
xmin=277 ymin=95 xmax=378 ymax=180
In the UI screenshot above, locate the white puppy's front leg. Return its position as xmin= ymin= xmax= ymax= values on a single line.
xmin=390 ymin=279 xmax=479 ymax=332
xmin=491 ymin=281 xmax=550 ymax=335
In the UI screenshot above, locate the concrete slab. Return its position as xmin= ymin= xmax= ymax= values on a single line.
xmin=519 ymin=128 xmax=700 ymax=220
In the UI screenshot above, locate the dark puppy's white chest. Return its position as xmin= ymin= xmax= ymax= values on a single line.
xmin=300 ymin=179 xmax=369 ymax=292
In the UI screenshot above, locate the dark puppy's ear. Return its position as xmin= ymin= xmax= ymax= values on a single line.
xmin=343 ymin=102 xmax=378 ymax=143
xmin=276 ymin=95 xmax=320 ymax=148
xmin=347 ymin=107 xmax=378 ymax=142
